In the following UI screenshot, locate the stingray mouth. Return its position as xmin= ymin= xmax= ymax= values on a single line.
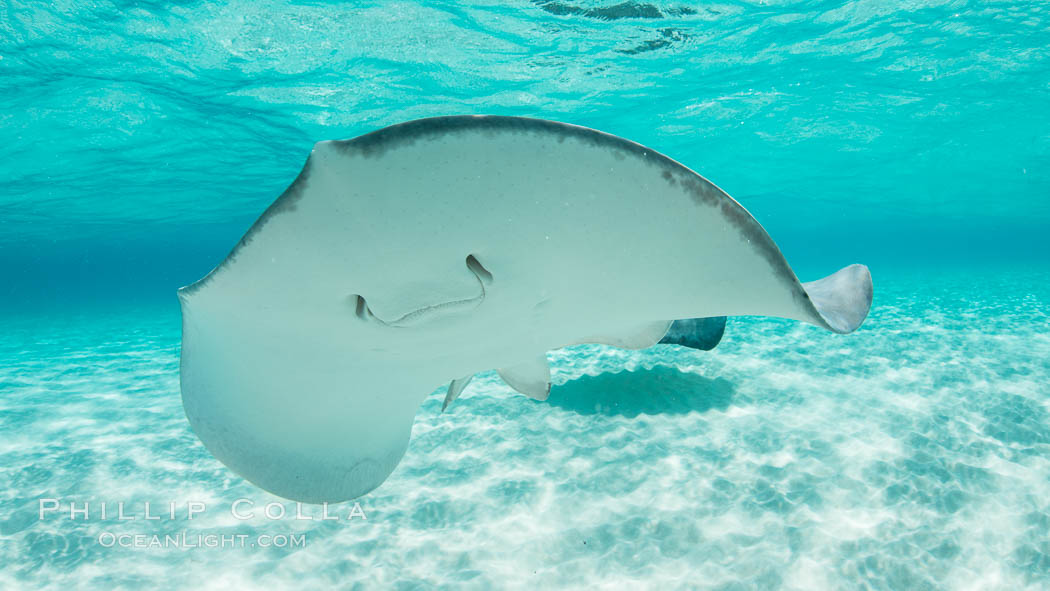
xmin=349 ymin=254 xmax=493 ymax=328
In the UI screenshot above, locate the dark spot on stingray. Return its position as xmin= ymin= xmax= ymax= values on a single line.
xmin=680 ymin=177 xmax=719 ymax=207
xmin=661 ymin=169 xmax=678 ymax=187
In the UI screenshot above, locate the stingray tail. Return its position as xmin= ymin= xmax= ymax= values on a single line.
xmin=800 ymin=264 xmax=873 ymax=334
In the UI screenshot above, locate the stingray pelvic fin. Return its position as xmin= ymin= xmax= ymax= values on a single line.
xmin=659 ymin=316 xmax=728 ymax=351
xmin=442 ymin=374 xmax=475 ymax=412
xmin=498 ymin=355 xmax=552 ymax=401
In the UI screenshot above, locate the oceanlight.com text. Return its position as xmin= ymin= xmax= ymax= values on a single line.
xmin=97 ymin=531 xmax=307 ymax=549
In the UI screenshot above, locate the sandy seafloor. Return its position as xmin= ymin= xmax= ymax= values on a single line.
xmin=1 ymin=266 xmax=1049 ymax=590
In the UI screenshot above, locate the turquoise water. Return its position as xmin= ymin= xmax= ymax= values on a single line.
xmin=2 ymin=1 xmax=1049 ymax=589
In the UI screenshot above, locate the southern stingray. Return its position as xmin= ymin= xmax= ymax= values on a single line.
xmin=179 ymin=116 xmax=872 ymax=503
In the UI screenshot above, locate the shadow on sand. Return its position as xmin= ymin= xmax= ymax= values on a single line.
xmin=546 ymin=364 xmax=735 ymax=417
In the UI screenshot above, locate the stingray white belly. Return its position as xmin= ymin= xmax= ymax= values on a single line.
xmin=178 ymin=116 xmax=873 ymax=502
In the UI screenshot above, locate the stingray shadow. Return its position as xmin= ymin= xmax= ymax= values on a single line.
xmin=546 ymin=365 xmax=735 ymax=417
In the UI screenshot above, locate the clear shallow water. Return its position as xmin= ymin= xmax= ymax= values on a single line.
xmin=2 ymin=0 xmax=1050 ymax=589
xmin=2 ymin=0 xmax=1049 ymax=305
xmin=3 ymin=269 xmax=1050 ymax=589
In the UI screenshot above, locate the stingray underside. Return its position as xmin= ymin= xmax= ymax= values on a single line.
xmin=178 ymin=116 xmax=873 ymax=502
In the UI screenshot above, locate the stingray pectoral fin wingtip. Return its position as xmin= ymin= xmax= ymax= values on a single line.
xmin=801 ymin=264 xmax=873 ymax=334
